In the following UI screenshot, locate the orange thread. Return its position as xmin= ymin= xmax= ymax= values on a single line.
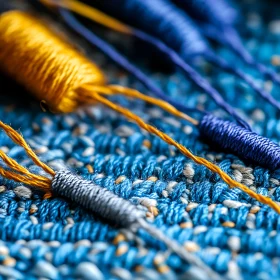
xmin=83 ymin=85 xmax=199 ymax=125
xmin=0 ymin=121 xmax=54 ymax=176
xmin=0 ymin=11 xmax=279 ymax=213
xmin=39 ymin=0 xmax=133 ymax=35
xmin=0 ymin=121 xmax=53 ymax=191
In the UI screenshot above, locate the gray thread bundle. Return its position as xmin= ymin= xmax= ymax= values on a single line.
xmin=52 ymin=170 xmax=221 ymax=280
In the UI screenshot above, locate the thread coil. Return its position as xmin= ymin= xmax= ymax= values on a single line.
xmin=0 ymin=11 xmax=106 ymax=113
xmin=199 ymin=114 xmax=280 ymax=170
xmin=52 ymin=170 xmax=145 ymax=226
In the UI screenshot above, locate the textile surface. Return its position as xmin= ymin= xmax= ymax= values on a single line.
xmin=1 ymin=1 xmax=280 ymax=279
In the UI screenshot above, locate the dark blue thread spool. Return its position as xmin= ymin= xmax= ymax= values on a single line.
xmin=173 ymin=0 xmax=238 ymax=28
xmin=90 ymin=0 xmax=280 ymax=111
xmin=199 ymin=114 xmax=280 ymax=170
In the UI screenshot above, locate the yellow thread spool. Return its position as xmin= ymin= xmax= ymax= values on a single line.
xmin=0 ymin=11 xmax=106 ymax=113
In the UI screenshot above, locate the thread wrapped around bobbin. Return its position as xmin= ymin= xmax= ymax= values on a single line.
xmin=52 ymin=170 xmax=145 ymax=226
xmin=199 ymin=114 xmax=280 ymax=170
xmin=0 ymin=10 xmax=106 ymax=113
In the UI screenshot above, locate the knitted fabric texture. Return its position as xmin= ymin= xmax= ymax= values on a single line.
xmin=0 ymin=1 xmax=280 ymax=280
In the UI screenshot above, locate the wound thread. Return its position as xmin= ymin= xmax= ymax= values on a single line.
xmin=52 ymin=170 xmax=221 ymax=280
xmin=64 ymin=0 xmax=280 ymax=113
xmin=52 ymin=170 xmax=144 ymax=226
xmin=0 ymin=10 xmax=106 ymax=113
xmin=176 ymin=0 xmax=280 ymax=87
xmin=174 ymin=0 xmax=238 ymax=28
xmin=199 ymin=114 xmax=280 ymax=170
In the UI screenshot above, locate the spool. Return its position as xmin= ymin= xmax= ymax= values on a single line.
xmin=0 ymin=11 xmax=106 ymax=113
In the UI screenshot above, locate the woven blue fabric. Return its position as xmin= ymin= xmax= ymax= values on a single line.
xmin=1 ymin=1 xmax=280 ymax=279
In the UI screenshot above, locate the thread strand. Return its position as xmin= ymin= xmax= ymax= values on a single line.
xmin=42 ymin=0 xmax=249 ymax=128
xmin=0 ymin=150 xmax=50 ymax=184
xmin=83 ymin=84 xmax=199 ymax=125
xmin=78 ymin=88 xmax=280 ymax=214
xmin=0 ymin=121 xmax=55 ymax=176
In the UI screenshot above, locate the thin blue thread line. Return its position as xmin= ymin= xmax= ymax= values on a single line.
xmin=60 ymin=9 xmax=250 ymax=129
xmin=59 ymin=9 xmax=203 ymax=116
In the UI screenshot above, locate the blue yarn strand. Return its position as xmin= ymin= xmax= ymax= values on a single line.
xmin=59 ymin=9 xmax=202 ymax=115
xmin=173 ymin=0 xmax=238 ymax=28
xmin=199 ymin=114 xmax=280 ymax=170
xmin=60 ymin=9 xmax=249 ymax=129
xmin=91 ymin=0 xmax=280 ymax=112
xmin=133 ymin=29 xmax=250 ymax=129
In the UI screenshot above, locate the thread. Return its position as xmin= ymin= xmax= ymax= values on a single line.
xmin=58 ymin=8 xmax=203 ymax=116
xmin=199 ymin=114 xmax=280 ymax=170
xmin=174 ymin=0 xmax=238 ymax=28
xmin=52 ymin=170 xmax=145 ymax=226
xmin=0 ymin=11 xmax=106 ymax=113
xmin=44 ymin=0 xmax=249 ymax=129
xmin=0 ymin=122 xmax=54 ymax=194
xmin=87 ymin=85 xmax=198 ymax=125
xmin=72 ymin=0 xmax=280 ymax=111
xmin=0 ymin=10 xmax=279 ymax=214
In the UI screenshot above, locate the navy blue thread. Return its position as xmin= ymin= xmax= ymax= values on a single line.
xmin=175 ymin=0 xmax=280 ymax=86
xmin=91 ymin=0 xmax=280 ymax=112
xmin=60 ymin=9 xmax=249 ymax=129
xmin=199 ymin=114 xmax=280 ymax=170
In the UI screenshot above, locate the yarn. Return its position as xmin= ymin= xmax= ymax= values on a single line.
xmin=52 ymin=170 xmax=145 ymax=226
xmin=0 ymin=11 xmax=106 ymax=113
xmin=44 ymin=0 xmax=249 ymax=129
xmin=77 ymin=0 xmax=280 ymax=111
xmin=174 ymin=0 xmax=238 ymax=27
xmin=0 ymin=10 xmax=279 ymax=213
xmin=199 ymin=114 xmax=280 ymax=170
xmin=59 ymin=9 xmax=202 ymax=116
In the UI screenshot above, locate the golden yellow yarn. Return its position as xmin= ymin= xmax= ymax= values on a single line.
xmin=0 ymin=10 xmax=279 ymax=213
xmin=40 ymin=0 xmax=133 ymax=35
xmin=40 ymin=0 xmax=134 ymax=35
xmin=0 ymin=10 xmax=106 ymax=113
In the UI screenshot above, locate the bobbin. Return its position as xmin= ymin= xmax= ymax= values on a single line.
xmin=88 ymin=0 xmax=280 ymax=111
